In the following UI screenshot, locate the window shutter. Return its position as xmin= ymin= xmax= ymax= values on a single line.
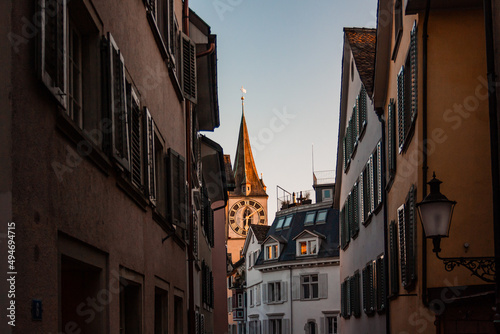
xmin=340 ymin=207 xmax=345 ymax=248
xmin=228 ymin=297 xmax=232 ymax=312
xmin=354 ymin=182 xmax=359 ymax=234
xmin=340 ymin=281 xmax=346 ymax=317
xmin=128 ymin=87 xmax=144 ymax=189
xmin=377 ymin=142 xmax=382 ymax=206
xmin=144 ymin=108 xmax=156 ymax=204
xmin=200 ymin=314 xmax=205 ymax=334
xmin=292 ymin=276 xmax=300 ymax=300
xmin=397 ymin=66 xmax=405 ymax=151
xmin=410 ymin=23 xmax=418 ymax=122
xmin=180 ymin=32 xmax=197 ymax=103
xmin=388 ymin=101 xmax=397 ymax=175
xmin=262 ymin=320 xmax=269 ymax=334
xmin=364 ymin=162 xmax=371 ymax=218
xmin=362 ymin=266 xmax=368 ymax=314
xmin=195 ymin=310 xmax=199 ymax=334
xmin=359 ymin=172 xmax=364 ymax=223
xmin=406 ymin=186 xmax=417 ymax=288
xmin=397 ymin=204 xmax=407 ymax=289
xmin=320 ymin=317 xmax=325 ymax=334
xmin=280 ymin=281 xmax=288 ymax=302
xmin=168 ymin=0 xmax=176 ymax=55
xmin=39 ymin=0 xmax=67 ymax=108
xmin=389 ymin=220 xmax=400 ymax=296
xmin=359 ymin=85 xmax=367 ymax=130
xmin=319 ymin=273 xmax=328 ymax=299
xmin=343 ymin=136 xmax=347 ymax=170
xmin=369 ymin=262 xmax=375 ymax=314
xmin=168 ymin=148 xmax=186 ymax=229
xmin=262 ymin=283 xmax=268 ymax=304
xmin=283 ymin=319 xmax=290 ymax=334
xmin=256 ymin=285 xmax=261 ymax=305
xmin=369 ymin=155 xmax=375 ymax=212
xmin=376 ymin=256 xmax=386 ymax=312
xmin=345 ymin=278 xmax=351 ymax=317
xmin=353 ymin=272 xmax=361 ymax=317
xmin=353 ymin=105 xmax=358 ymax=139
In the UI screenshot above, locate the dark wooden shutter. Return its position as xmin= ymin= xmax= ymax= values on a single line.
xmin=359 ymin=85 xmax=367 ymax=131
xmin=181 ymin=32 xmax=197 ymax=103
xmin=372 ymin=150 xmax=379 ymax=208
xmin=369 ymin=155 xmax=375 ymax=212
xmin=343 ymin=136 xmax=347 ymax=170
xmin=388 ymin=100 xmax=397 ymax=176
xmin=129 ymin=86 xmax=143 ymax=189
xmin=168 ymin=0 xmax=176 ymax=55
xmin=345 ymin=278 xmax=351 ymax=317
xmin=376 ymin=256 xmax=386 ymax=312
xmin=168 ymin=148 xmax=186 ymax=229
xmin=353 ymin=105 xmax=358 ymax=140
xmin=398 ymin=204 xmax=407 ymax=289
xmin=341 ymin=281 xmax=346 ymax=317
xmin=105 ymin=33 xmax=130 ymax=171
xmin=389 ymin=220 xmax=400 ymax=296
xmin=359 ymin=172 xmax=365 ymax=223
xmin=406 ymin=186 xmax=417 ymax=289
xmin=377 ymin=142 xmax=383 ymax=206
xmin=352 ymin=272 xmax=361 ymax=317
xmin=144 ymin=108 xmax=156 ymax=204
xmin=362 ymin=266 xmax=369 ymax=314
xmin=352 ymin=183 xmax=359 ymax=236
xmin=410 ymin=23 xmax=418 ymax=122
xmin=397 ymin=66 xmax=405 ymax=151
xmin=39 ymin=0 xmax=67 ymax=107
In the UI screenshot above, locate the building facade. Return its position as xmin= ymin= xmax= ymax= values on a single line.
xmin=244 ymin=199 xmax=340 ymax=334
xmin=0 ymin=0 xmax=225 ymax=333
xmin=334 ymin=28 xmax=387 ymax=333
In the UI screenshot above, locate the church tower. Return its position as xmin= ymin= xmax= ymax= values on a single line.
xmin=226 ymin=91 xmax=268 ymax=262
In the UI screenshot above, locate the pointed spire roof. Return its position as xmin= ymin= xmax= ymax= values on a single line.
xmin=232 ymin=97 xmax=267 ymax=197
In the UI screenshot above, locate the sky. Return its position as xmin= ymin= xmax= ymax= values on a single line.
xmin=190 ymin=0 xmax=377 ymax=223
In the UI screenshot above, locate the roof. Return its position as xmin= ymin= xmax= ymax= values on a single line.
xmin=344 ymin=27 xmax=377 ymax=97
xmin=250 ymin=224 xmax=271 ymax=243
xmin=255 ymin=203 xmax=339 ymax=265
xmin=231 ymin=108 xmax=267 ymax=197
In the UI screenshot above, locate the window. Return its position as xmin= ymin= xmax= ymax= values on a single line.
xmin=128 ymin=86 xmax=144 ymax=190
xmin=389 ymin=220 xmax=399 ymax=296
xmin=263 ymin=281 xmax=287 ymax=304
xmin=342 ymin=273 xmax=361 ymax=319
xmin=276 ymin=217 xmax=285 ymax=229
xmin=322 ymin=189 xmax=332 ymax=201
xmin=154 ymin=288 xmax=168 ymax=334
xmin=362 ymin=262 xmax=375 ymax=315
xmin=237 ymin=293 xmax=243 ymax=308
xmin=249 ymin=319 xmax=260 ymax=334
xmin=316 ymin=210 xmax=328 ymax=223
xmin=67 ymin=20 xmax=82 ymax=127
xmin=174 ymin=295 xmax=183 ymax=334
xmin=201 ymin=261 xmax=214 ymax=309
xmin=269 ymin=319 xmax=282 ymax=334
xmin=398 ymin=24 xmax=418 ymax=152
xmin=297 ymin=239 xmax=318 ymax=256
xmin=351 ymin=272 xmax=361 ymax=317
xmin=306 ymin=321 xmax=317 ymax=334
xmin=398 ymin=186 xmax=417 ymax=291
xmin=168 ymin=148 xmax=187 ymax=229
xmin=120 ymin=278 xmax=143 ymax=334
xmin=304 ymin=212 xmax=316 ymax=225
xmin=283 ymin=215 xmax=293 ymax=229
xmin=325 ymin=316 xmax=338 ymax=334
xmin=265 ymin=243 xmax=279 ymax=260
xmin=301 ymin=274 xmax=319 ymax=299
xmin=394 ymin=0 xmax=403 ymax=45
xmin=249 ymin=288 xmax=254 ymax=307
xmin=360 ymin=143 xmax=383 ymax=224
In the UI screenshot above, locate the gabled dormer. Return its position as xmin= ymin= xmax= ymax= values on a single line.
xmin=262 ymin=235 xmax=287 ymax=261
xmin=293 ymin=230 xmax=326 ymax=257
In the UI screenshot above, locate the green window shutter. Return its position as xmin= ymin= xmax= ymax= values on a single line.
xmin=129 ymin=86 xmax=144 ymax=190
xmin=369 ymin=155 xmax=375 ymax=213
xmin=406 ymin=186 xmax=417 ymax=288
xmin=377 ymin=142 xmax=383 ymax=206
xmin=340 ymin=207 xmax=345 ymax=248
xmin=362 ymin=266 xmax=368 ymax=314
xmin=388 ymin=101 xmax=397 ymax=175
xmin=353 ymin=105 xmax=359 ymax=140
xmin=346 ymin=277 xmax=352 ymax=317
xmin=359 ymin=172 xmax=365 ymax=223
xmin=343 ymin=136 xmax=347 ymax=170
xmin=168 ymin=0 xmax=176 ymax=56
xmin=398 ymin=204 xmax=407 ymax=289
xmin=363 ymin=164 xmax=370 ymax=221
xmin=397 ymin=66 xmax=405 ymax=151
xmin=359 ymin=85 xmax=367 ymax=132
xmin=180 ymin=32 xmax=197 ymax=103
xmin=372 ymin=150 xmax=379 ymax=208
xmin=410 ymin=23 xmax=418 ymax=122
xmin=168 ymin=148 xmax=186 ymax=229
xmin=376 ymin=256 xmax=386 ymax=312
xmin=353 ymin=272 xmax=361 ymax=317
xmin=348 ymin=192 xmax=354 ymax=239
xmin=341 ymin=281 xmax=346 ymax=317
xmin=144 ymin=108 xmax=156 ymax=204
xmin=389 ymin=220 xmax=400 ymax=296
xmin=353 ymin=182 xmax=359 ymax=235
xmin=39 ymin=0 xmax=67 ymax=108
xmin=369 ymin=262 xmax=375 ymax=314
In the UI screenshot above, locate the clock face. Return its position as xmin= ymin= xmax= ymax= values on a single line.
xmin=229 ymin=199 xmax=266 ymax=236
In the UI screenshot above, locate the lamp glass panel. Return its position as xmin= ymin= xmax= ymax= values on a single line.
xmin=419 ymin=202 xmax=453 ymax=237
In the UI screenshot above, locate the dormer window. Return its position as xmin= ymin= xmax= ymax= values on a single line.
xmin=304 ymin=212 xmax=316 ymax=225
xmin=297 ymin=238 xmax=318 ymax=256
xmin=316 ymin=210 xmax=328 ymax=224
xmin=265 ymin=243 xmax=279 ymax=260
xmin=283 ymin=215 xmax=293 ymax=229
xmin=275 ymin=217 xmax=285 ymax=230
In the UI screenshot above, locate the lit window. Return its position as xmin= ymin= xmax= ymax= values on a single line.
xmin=283 ymin=215 xmax=293 ymax=228
xmin=297 ymin=239 xmax=318 ymax=256
xmin=304 ymin=212 xmax=316 ymax=225
xmin=276 ymin=217 xmax=285 ymax=229
xmin=316 ymin=210 xmax=328 ymax=223
xmin=265 ymin=244 xmax=279 ymax=260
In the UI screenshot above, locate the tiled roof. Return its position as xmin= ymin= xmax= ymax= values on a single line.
xmin=344 ymin=27 xmax=376 ymax=97
xmin=249 ymin=224 xmax=271 ymax=243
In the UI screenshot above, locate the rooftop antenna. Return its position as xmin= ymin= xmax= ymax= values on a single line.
xmin=312 ymin=144 xmax=316 ymax=184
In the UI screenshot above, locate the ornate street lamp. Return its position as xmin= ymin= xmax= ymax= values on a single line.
xmin=417 ymin=173 xmax=495 ymax=283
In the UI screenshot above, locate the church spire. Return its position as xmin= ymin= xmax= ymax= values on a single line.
xmin=232 ymin=89 xmax=267 ymax=197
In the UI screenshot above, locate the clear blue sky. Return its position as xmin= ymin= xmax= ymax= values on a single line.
xmin=191 ymin=0 xmax=377 ymax=222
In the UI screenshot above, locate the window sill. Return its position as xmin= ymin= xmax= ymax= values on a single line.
xmin=116 ymin=175 xmax=149 ymax=211
xmin=55 ymin=110 xmax=112 ymax=177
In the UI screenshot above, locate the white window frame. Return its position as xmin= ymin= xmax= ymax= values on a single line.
xmin=268 ymin=281 xmax=281 ymax=303
xmin=301 ymin=274 xmax=319 ymax=300
xmin=265 ymin=243 xmax=279 ymax=260
xmin=296 ymin=237 xmax=319 ymax=257
xmin=237 ymin=293 xmax=243 ymax=308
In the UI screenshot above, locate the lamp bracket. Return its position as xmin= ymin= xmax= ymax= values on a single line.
xmin=435 ymin=252 xmax=496 ymax=283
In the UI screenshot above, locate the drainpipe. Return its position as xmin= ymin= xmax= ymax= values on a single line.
xmin=482 ymin=0 xmax=500 ymax=330
xmin=376 ymin=109 xmax=391 ymax=334
xmin=183 ymin=1 xmax=195 ymax=334
xmin=289 ymin=267 xmax=294 ymax=334
xmin=421 ymin=0 xmax=431 ymax=309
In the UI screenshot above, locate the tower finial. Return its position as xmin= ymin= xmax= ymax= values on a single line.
xmin=240 ymin=86 xmax=246 ymax=114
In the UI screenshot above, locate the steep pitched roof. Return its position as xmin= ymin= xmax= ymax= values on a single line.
xmin=250 ymin=224 xmax=271 ymax=243
xmin=224 ymin=155 xmax=236 ymax=191
xmin=231 ymin=108 xmax=267 ymax=197
xmin=344 ymin=27 xmax=377 ymax=97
